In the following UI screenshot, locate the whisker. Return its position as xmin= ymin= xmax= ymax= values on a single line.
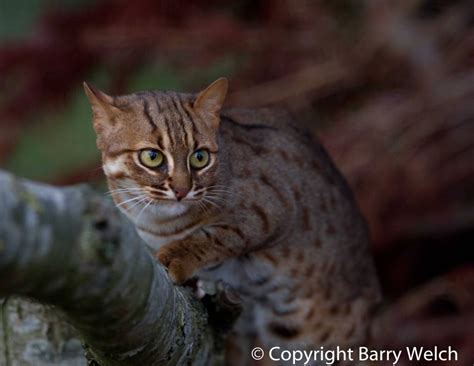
xmin=136 ymin=199 xmax=153 ymax=223
xmin=116 ymin=195 xmax=147 ymax=208
xmin=199 ymin=200 xmax=211 ymax=216
xmin=201 ymin=197 xmax=222 ymax=211
xmin=105 ymin=188 xmax=146 ymax=196
xmin=204 ymin=193 xmax=233 ymax=205
xmin=127 ymin=196 xmax=149 ymax=211
xmin=207 ymin=186 xmax=243 ymax=199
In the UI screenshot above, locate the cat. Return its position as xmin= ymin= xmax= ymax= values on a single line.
xmin=84 ymin=78 xmax=381 ymax=363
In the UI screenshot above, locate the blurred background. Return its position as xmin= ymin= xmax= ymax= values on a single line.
xmin=0 ymin=0 xmax=473 ymax=364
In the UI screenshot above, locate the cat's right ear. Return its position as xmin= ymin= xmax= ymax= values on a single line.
xmin=83 ymin=82 xmax=120 ymax=132
xmin=193 ymin=77 xmax=228 ymax=129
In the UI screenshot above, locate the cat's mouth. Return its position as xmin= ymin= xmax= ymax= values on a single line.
xmin=147 ymin=187 xmax=206 ymax=203
xmin=148 ymin=194 xmax=200 ymax=203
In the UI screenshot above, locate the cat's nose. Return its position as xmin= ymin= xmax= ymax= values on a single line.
xmin=173 ymin=187 xmax=190 ymax=201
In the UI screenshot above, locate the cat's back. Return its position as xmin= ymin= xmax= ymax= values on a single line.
xmin=219 ymin=107 xmax=345 ymax=191
xmin=220 ymin=107 xmax=319 ymax=161
xmin=222 ymin=107 xmax=296 ymax=130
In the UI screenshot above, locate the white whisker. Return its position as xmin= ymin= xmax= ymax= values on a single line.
xmin=116 ymin=195 xmax=147 ymax=208
xmin=201 ymin=197 xmax=222 ymax=211
xmin=127 ymin=196 xmax=149 ymax=211
xmin=105 ymin=188 xmax=146 ymax=196
xmin=136 ymin=199 xmax=153 ymax=223
xmin=199 ymin=200 xmax=211 ymax=216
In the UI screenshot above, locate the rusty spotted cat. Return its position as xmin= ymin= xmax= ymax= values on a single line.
xmin=84 ymin=78 xmax=381 ymax=358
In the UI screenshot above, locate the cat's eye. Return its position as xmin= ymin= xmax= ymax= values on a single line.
xmin=139 ymin=149 xmax=164 ymax=168
xmin=189 ymin=149 xmax=210 ymax=169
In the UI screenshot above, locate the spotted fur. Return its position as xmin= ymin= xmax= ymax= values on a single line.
xmin=84 ymin=78 xmax=381 ymax=362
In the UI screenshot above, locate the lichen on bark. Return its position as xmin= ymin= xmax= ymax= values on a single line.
xmin=0 ymin=170 xmax=224 ymax=365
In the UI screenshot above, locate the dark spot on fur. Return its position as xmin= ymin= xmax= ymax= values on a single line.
xmin=268 ymin=323 xmax=301 ymax=339
xmin=260 ymin=174 xmax=290 ymax=208
xmin=327 ymin=174 xmax=336 ymax=186
xmin=296 ymin=251 xmax=304 ymax=262
xmin=345 ymin=324 xmax=356 ymax=339
xmin=251 ymin=204 xmax=270 ymax=234
xmin=328 ymin=304 xmax=339 ymax=315
xmin=312 ymin=160 xmax=321 ymax=171
xmin=241 ymin=167 xmax=251 ymax=176
xmin=281 ymin=246 xmax=291 ymax=258
xmin=324 ymin=285 xmax=332 ymax=299
xmin=305 ymin=307 xmax=315 ymax=320
xmin=252 ymin=182 xmax=261 ymax=193
xmin=341 ymin=303 xmax=351 ymax=316
xmin=202 ymin=229 xmax=212 ymax=240
xmin=319 ymin=328 xmax=331 ymax=343
xmin=292 ymin=186 xmax=301 ymax=202
xmin=314 ymin=238 xmax=322 ymax=247
xmin=320 ymin=200 xmax=328 ymax=213
xmin=304 ymin=265 xmax=315 ymax=278
xmin=214 ymin=238 xmax=224 ymax=247
xmin=263 ymin=252 xmax=278 ymax=265
xmin=290 ymin=267 xmax=299 ymax=277
xmin=293 ymin=155 xmax=304 ymax=168
xmin=326 ymin=224 xmax=336 ymax=235
xmin=279 ymin=149 xmax=290 ymax=159
xmin=225 ymin=226 xmax=245 ymax=240
xmin=302 ymin=206 xmax=311 ymax=231
xmin=232 ymin=135 xmax=269 ymax=155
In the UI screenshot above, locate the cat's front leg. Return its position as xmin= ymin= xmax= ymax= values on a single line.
xmin=157 ymin=227 xmax=245 ymax=284
xmin=157 ymin=238 xmax=201 ymax=284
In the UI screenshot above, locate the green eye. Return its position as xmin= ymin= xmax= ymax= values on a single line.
xmin=139 ymin=149 xmax=164 ymax=168
xmin=190 ymin=149 xmax=210 ymax=169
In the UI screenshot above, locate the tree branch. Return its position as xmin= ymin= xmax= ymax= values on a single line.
xmin=0 ymin=170 xmax=223 ymax=365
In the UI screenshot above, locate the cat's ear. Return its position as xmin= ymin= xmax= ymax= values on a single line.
xmin=83 ymin=82 xmax=120 ymax=131
xmin=193 ymin=77 xmax=228 ymax=129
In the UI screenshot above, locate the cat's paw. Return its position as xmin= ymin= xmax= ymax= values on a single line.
xmin=156 ymin=247 xmax=195 ymax=284
xmin=167 ymin=258 xmax=195 ymax=284
xmin=156 ymin=247 xmax=173 ymax=268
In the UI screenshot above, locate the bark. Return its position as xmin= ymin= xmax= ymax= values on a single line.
xmin=1 ymin=297 xmax=86 ymax=366
xmin=0 ymin=170 xmax=224 ymax=365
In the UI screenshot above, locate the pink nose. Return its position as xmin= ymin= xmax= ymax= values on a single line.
xmin=173 ymin=187 xmax=190 ymax=200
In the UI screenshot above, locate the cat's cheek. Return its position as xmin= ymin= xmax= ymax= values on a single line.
xmin=102 ymin=156 xmax=127 ymax=177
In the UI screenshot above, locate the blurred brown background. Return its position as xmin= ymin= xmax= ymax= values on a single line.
xmin=0 ymin=1 xmax=473 ymax=364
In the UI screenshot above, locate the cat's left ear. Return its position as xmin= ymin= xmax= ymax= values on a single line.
xmin=194 ymin=77 xmax=228 ymax=129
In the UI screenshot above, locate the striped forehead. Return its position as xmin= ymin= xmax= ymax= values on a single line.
xmin=143 ymin=91 xmax=197 ymax=151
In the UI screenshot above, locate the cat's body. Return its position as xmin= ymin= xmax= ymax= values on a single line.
xmin=84 ymin=79 xmax=381 ymax=363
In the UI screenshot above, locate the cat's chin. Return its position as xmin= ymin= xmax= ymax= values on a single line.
xmin=153 ymin=200 xmax=190 ymax=217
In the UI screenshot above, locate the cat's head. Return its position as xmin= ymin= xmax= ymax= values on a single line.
xmin=84 ymin=78 xmax=228 ymax=219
